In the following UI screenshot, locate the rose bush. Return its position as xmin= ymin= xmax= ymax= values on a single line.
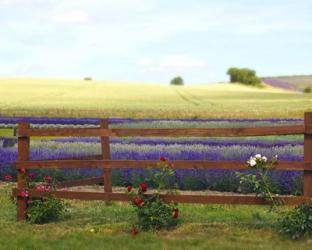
xmin=236 ymin=154 xmax=281 ymax=209
xmin=17 ymin=173 xmax=68 ymax=224
xmin=127 ymin=157 xmax=179 ymax=234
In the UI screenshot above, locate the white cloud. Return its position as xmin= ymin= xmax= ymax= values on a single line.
xmin=52 ymin=10 xmax=88 ymax=24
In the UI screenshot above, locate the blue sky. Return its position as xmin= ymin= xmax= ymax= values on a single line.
xmin=0 ymin=0 xmax=311 ymax=84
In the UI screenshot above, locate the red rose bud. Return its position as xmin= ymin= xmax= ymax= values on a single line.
xmin=43 ymin=175 xmax=52 ymax=182
xmin=4 ymin=175 xmax=12 ymax=181
xmin=127 ymin=185 xmax=132 ymax=192
xmin=19 ymin=190 xmax=29 ymax=198
xmin=160 ymin=156 xmax=167 ymax=161
xmin=131 ymin=227 xmax=139 ymax=236
xmin=172 ymin=208 xmax=179 ymax=219
xmin=139 ymin=182 xmax=148 ymax=192
xmin=133 ymin=197 xmax=144 ymax=206
xmin=27 ymin=173 xmax=36 ymax=180
xmin=18 ymin=168 xmax=26 ymax=174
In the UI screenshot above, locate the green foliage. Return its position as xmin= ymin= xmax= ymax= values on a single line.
xmin=303 ymin=86 xmax=311 ymax=93
xmin=135 ymin=194 xmax=177 ymax=231
xmin=180 ymin=176 xmax=206 ymax=191
xmin=147 ymin=161 xmax=177 ymax=191
xmin=84 ymin=77 xmax=92 ymax=81
xmin=279 ymin=203 xmax=312 ymax=239
xmin=210 ymin=174 xmax=240 ymax=192
xmin=227 ymin=67 xmax=261 ymax=86
xmin=170 ymin=76 xmax=184 ymax=85
xmin=27 ymin=194 xmax=68 ymax=224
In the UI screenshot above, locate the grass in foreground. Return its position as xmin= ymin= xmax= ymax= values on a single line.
xmin=1 ymin=184 xmax=312 ymax=250
xmin=0 ymin=78 xmax=311 ymax=119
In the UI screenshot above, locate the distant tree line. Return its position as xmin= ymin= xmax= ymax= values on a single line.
xmin=227 ymin=67 xmax=261 ymax=86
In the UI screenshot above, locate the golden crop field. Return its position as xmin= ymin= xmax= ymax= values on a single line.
xmin=0 ymin=78 xmax=311 ymax=118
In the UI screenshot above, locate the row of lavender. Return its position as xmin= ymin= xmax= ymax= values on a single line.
xmin=0 ymin=116 xmax=303 ymax=129
xmin=0 ymin=137 xmax=303 ymax=195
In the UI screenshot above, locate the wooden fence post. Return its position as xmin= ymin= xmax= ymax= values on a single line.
xmin=17 ymin=122 xmax=30 ymax=221
xmin=304 ymin=112 xmax=312 ymax=197
xmin=101 ymin=119 xmax=112 ymax=193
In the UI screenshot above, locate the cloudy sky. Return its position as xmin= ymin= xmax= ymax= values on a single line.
xmin=0 ymin=0 xmax=311 ymax=84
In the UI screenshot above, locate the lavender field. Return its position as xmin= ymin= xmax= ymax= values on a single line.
xmin=0 ymin=117 xmax=304 ymax=195
xmin=262 ymin=75 xmax=312 ymax=92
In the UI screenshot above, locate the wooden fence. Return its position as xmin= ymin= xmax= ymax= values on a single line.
xmin=13 ymin=113 xmax=312 ymax=221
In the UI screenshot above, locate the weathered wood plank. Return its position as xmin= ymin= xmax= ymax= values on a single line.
xmin=17 ymin=122 xmax=30 ymax=221
xmin=17 ymin=125 xmax=305 ymax=137
xmin=101 ymin=119 xmax=112 ymax=193
xmin=12 ymin=189 xmax=312 ymax=205
xmin=304 ymin=112 xmax=312 ymax=197
xmin=18 ymin=128 xmax=110 ymax=137
xmin=111 ymin=125 xmax=305 ymax=137
xmin=15 ymin=160 xmax=310 ymax=170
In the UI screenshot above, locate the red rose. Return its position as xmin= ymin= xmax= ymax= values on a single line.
xmin=4 ymin=175 xmax=12 ymax=182
xmin=172 ymin=208 xmax=179 ymax=219
xmin=127 ymin=185 xmax=132 ymax=192
xmin=133 ymin=197 xmax=144 ymax=207
xmin=19 ymin=190 xmax=29 ymax=198
xmin=18 ymin=168 xmax=26 ymax=174
xmin=160 ymin=156 xmax=167 ymax=162
xmin=139 ymin=183 xmax=148 ymax=192
xmin=43 ymin=175 xmax=52 ymax=182
xmin=131 ymin=227 xmax=139 ymax=236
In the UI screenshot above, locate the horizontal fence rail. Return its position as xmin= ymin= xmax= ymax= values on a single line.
xmin=13 ymin=112 xmax=312 ymax=221
xmin=15 ymin=160 xmax=312 ymax=171
xmin=12 ymin=189 xmax=312 ymax=205
xmin=17 ymin=125 xmax=308 ymax=137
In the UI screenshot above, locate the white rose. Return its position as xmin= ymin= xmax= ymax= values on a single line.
xmin=249 ymin=159 xmax=257 ymax=167
xmin=262 ymin=156 xmax=267 ymax=162
xmin=255 ymin=154 xmax=261 ymax=159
